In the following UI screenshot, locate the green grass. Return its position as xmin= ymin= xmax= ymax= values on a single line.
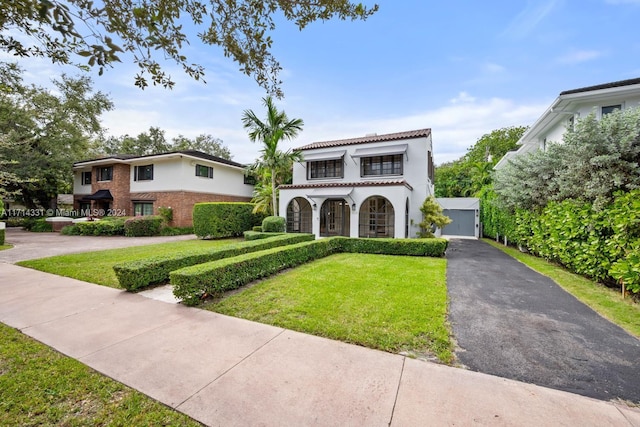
xmin=205 ymin=253 xmax=453 ymax=363
xmin=0 ymin=323 xmax=201 ymax=427
xmin=17 ymin=238 xmax=241 ymax=288
xmin=485 ymin=239 xmax=640 ymax=338
xmin=0 ymin=244 xmax=12 ymax=251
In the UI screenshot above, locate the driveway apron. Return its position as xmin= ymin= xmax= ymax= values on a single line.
xmin=446 ymin=239 xmax=640 ymax=403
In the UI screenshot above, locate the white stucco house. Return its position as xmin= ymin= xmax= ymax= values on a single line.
xmin=73 ymin=150 xmax=254 ymax=227
xmin=495 ymin=77 xmax=640 ymax=169
xmin=278 ymin=128 xmax=435 ymax=239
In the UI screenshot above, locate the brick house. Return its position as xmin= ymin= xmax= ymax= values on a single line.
xmin=73 ymin=151 xmax=254 ymax=227
xmin=278 ymin=129 xmax=435 ymax=239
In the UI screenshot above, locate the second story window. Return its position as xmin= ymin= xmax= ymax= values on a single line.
xmin=195 ymin=164 xmax=214 ymax=178
xmin=134 ymin=164 xmax=154 ymax=181
xmin=81 ymin=171 xmax=92 ymax=185
xmin=361 ymin=154 xmax=403 ymax=177
xmin=308 ymin=159 xmax=343 ymax=179
xmin=602 ymin=104 xmax=621 ymax=116
xmin=98 ymin=166 xmax=113 ymax=182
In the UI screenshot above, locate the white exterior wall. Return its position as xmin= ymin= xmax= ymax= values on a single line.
xmin=73 ymin=169 xmax=92 ymax=195
xmin=129 ymin=157 xmax=253 ymax=197
xmin=280 ymin=134 xmax=434 ymax=239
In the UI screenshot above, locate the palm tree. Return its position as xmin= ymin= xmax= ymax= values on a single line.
xmin=242 ymin=96 xmax=303 ymax=216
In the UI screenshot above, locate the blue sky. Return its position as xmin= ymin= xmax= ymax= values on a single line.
xmin=5 ymin=0 xmax=640 ymax=164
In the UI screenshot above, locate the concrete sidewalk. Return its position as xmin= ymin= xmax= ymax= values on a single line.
xmin=1 ymin=263 xmax=638 ymax=426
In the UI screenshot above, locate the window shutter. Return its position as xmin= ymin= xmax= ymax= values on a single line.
xmin=209 ymin=167 xmax=214 ymax=178
xmin=134 ymin=166 xmax=138 ymax=181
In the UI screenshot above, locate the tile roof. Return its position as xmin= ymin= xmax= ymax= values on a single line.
xmin=560 ymin=77 xmax=640 ymax=96
xmin=296 ymin=128 xmax=431 ymax=150
xmin=279 ymin=180 xmax=413 ymax=191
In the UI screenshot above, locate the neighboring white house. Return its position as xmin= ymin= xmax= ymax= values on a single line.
xmin=278 ymin=129 xmax=435 ymax=239
xmin=73 ymin=150 xmax=254 ymax=227
xmin=495 ymin=77 xmax=640 ymax=169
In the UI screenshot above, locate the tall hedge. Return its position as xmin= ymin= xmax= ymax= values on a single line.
xmin=510 ymin=190 xmax=640 ymax=294
xmin=193 ymin=202 xmax=265 ymax=239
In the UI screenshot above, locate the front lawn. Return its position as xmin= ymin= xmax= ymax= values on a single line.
xmin=18 ymin=238 xmax=241 ymax=288
xmin=485 ymin=239 xmax=640 ymax=338
xmin=0 ymin=244 xmax=12 ymax=251
xmin=205 ymin=253 xmax=453 ymax=363
xmin=0 ymin=323 xmax=200 ymax=426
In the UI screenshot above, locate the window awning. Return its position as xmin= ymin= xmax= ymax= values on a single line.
xmin=302 ymin=150 xmax=346 ymax=162
xmin=306 ymin=187 xmax=354 ymax=198
xmin=350 ymin=144 xmax=408 ymax=158
xmin=85 ymin=189 xmax=113 ymax=200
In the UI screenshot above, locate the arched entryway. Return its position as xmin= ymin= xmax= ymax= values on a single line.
xmin=286 ymin=197 xmax=312 ymax=233
xmin=359 ymin=196 xmax=395 ymax=238
xmin=320 ymin=199 xmax=350 ymax=237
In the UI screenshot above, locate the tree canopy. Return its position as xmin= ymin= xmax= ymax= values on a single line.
xmin=102 ymin=128 xmax=233 ymax=159
xmin=494 ymin=107 xmax=640 ymax=211
xmin=1 ymin=0 xmax=378 ymax=95
xmin=0 ymin=62 xmax=112 ymax=208
xmin=435 ymin=126 xmax=527 ymax=197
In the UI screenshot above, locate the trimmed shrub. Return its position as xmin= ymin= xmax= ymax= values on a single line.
xmin=124 ymin=216 xmax=163 ymax=237
xmin=60 ymin=225 xmax=82 ymax=235
xmin=75 ymin=218 xmax=126 ymax=236
xmin=114 ymin=233 xmax=315 ymax=291
xmin=0 ymin=228 xmax=4 ymax=245
xmin=193 ymin=202 xmax=265 ymax=239
xmin=252 ymin=226 xmax=263 ymax=232
xmin=160 ymin=226 xmax=194 ymax=236
xmin=243 ymin=231 xmax=284 ymax=241
xmin=26 ymin=218 xmax=53 ymax=232
xmin=172 ymin=239 xmax=337 ymax=306
xmin=262 ymin=216 xmax=285 ymax=233
xmin=171 ymin=236 xmax=447 ymax=305
xmin=336 ymin=237 xmax=448 ymax=257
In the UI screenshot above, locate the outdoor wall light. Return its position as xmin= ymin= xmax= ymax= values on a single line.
xmin=351 ymin=203 xmax=356 ymax=211
xmin=313 ymin=203 xmax=317 ymax=210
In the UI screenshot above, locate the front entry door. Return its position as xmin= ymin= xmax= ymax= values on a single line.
xmin=320 ymin=199 xmax=350 ymax=237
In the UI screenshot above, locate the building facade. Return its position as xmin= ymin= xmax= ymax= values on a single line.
xmin=278 ymin=129 xmax=435 ymax=239
xmin=73 ymin=151 xmax=254 ymax=227
xmin=495 ymin=77 xmax=640 ymax=169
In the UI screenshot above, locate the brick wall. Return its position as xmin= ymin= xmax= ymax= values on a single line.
xmin=92 ymin=163 xmax=130 ymax=213
xmin=129 ymin=191 xmax=252 ymax=227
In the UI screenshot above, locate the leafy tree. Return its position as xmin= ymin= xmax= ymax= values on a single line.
xmin=172 ymin=134 xmax=232 ymax=159
xmin=494 ymin=107 xmax=640 ymax=211
xmin=435 ymin=126 xmax=526 ymax=197
xmin=242 ymin=96 xmax=303 ymax=216
xmin=0 ymin=62 xmax=112 ymax=208
xmin=1 ymin=0 xmax=378 ymax=94
xmin=417 ymin=196 xmax=452 ymax=238
xmin=101 ymin=127 xmax=170 ymax=156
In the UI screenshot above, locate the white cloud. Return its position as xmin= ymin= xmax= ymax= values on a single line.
xmin=502 ymin=0 xmax=562 ymax=38
xmin=556 ymin=49 xmax=604 ymax=64
xmin=288 ymin=95 xmax=549 ymax=166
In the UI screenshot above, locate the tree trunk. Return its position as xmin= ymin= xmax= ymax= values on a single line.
xmin=271 ymin=169 xmax=278 ymax=217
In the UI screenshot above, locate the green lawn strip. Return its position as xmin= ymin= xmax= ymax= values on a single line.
xmin=205 ymin=253 xmax=453 ymax=363
xmin=17 ymin=238 xmax=241 ymax=289
xmin=0 ymin=323 xmax=200 ymax=427
xmin=0 ymin=244 xmax=12 ymax=251
xmin=484 ymin=239 xmax=640 ymax=338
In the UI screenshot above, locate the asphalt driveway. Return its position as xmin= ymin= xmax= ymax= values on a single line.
xmin=446 ymin=239 xmax=640 ymax=403
xmin=0 ymin=227 xmax=196 ymax=263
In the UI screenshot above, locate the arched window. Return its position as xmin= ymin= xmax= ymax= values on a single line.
xmin=358 ymin=196 xmax=395 ymax=238
xmin=286 ymin=197 xmax=312 ymax=233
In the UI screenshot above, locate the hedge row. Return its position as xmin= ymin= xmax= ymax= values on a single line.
xmin=113 ymin=233 xmax=315 ymax=291
xmin=72 ymin=218 xmax=127 ymax=236
xmin=172 ymin=239 xmax=340 ymax=306
xmin=193 ymin=202 xmax=265 ymax=239
xmin=243 ymin=231 xmax=284 ymax=241
xmin=0 ymin=228 xmax=4 ymax=245
xmin=124 ymin=216 xmax=163 ymax=237
xmin=513 ymin=191 xmax=640 ymax=294
xmin=171 ymin=237 xmax=448 ymax=306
